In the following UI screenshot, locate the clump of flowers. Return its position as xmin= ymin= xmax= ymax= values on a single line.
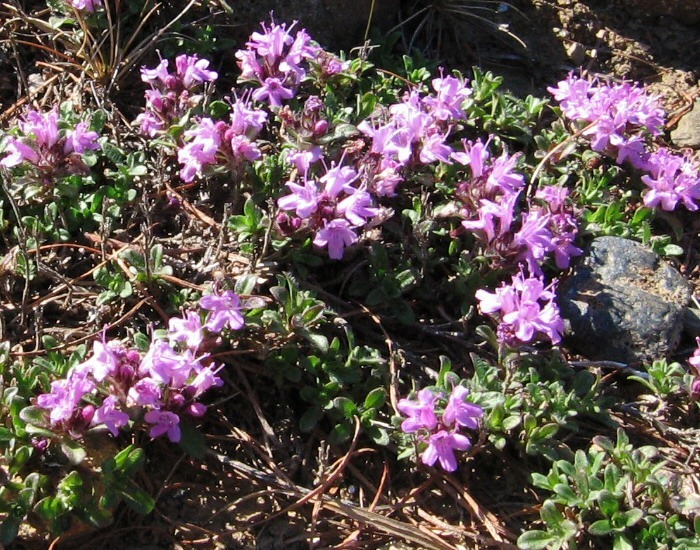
xmin=475 ymin=270 xmax=565 ymax=346
xmin=0 ymin=108 xmax=99 ymax=184
xmin=357 ymin=72 xmax=472 ymax=197
xmin=454 ymin=140 xmax=581 ymax=273
xmin=34 ymin=288 xmax=245 ymax=442
xmin=640 ymin=148 xmax=700 ymax=212
xmin=135 ymin=54 xmax=218 ymax=137
xmin=277 ymin=159 xmax=379 ymax=259
xmin=549 ymin=73 xmax=700 ymax=212
xmin=547 ymin=73 xmax=664 ymax=169
xmin=177 ymin=94 xmax=267 ymax=182
xmin=235 ymin=19 xmax=319 ymax=107
xmin=397 ymin=385 xmax=483 ymax=472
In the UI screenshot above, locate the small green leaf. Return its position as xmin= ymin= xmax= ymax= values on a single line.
xmin=333 ymin=397 xmax=357 ymax=418
xmin=363 ymin=387 xmax=386 ymax=410
xmin=517 ymin=530 xmax=558 ymax=550
xmin=60 ymin=439 xmax=86 ymax=465
xmin=116 ymin=481 xmax=155 ymax=515
xmin=540 ymin=499 xmax=563 ymax=526
xmin=208 ymin=100 xmax=231 ymax=118
xmin=589 ymin=519 xmax=614 ymax=536
xmin=19 ymin=406 xmax=49 ymax=427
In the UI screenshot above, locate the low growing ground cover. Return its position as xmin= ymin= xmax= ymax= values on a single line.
xmin=0 ymin=1 xmax=699 ymax=548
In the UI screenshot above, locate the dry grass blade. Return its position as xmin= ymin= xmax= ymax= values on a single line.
xmin=209 ymin=449 xmax=460 ymax=549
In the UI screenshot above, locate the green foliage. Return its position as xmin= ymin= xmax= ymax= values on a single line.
xmin=468 ymin=353 xmax=612 ymax=457
xmin=521 ymin=429 xmax=699 ymax=548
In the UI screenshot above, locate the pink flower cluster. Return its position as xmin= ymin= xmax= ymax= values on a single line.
xmin=177 ymin=94 xmax=267 ymax=182
xmin=66 ymin=0 xmax=102 ymax=12
xmin=278 ymin=95 xmax=330 ymax=175
xmin=35 ymin=289 xmax=244 ymax=442
xmin=0 ymin=108 xmax=99 ymax=181
xmin=455 ymin=140 xmax=581 ymax=274
xmin=549 ymin=74 xmax=700 ymax=212
xmin=235 ymin=19 xmax=320 ymax=107
xmin=357 ymin=73 xmax=472 ymax=197
xmin=640 ymin=148 xmax=700 ymax=212
xmin=277 ymin=160 xmax=379 ymax=259
xmin=475 ymin=270 xmax=564 ymax=346
xmin=397 ymin=385 xmax=483 ymax=472
xmin=136 ymin=54 xmax=218 ymax=137
xmin=548 ymin=74 xmax=664 ymax=168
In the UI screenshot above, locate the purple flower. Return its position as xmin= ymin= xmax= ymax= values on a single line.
xmin=177 ymin=118 xmax=221 ymax=182
xmin=443 ymin=386 xmax=483 ymax=429
xmin=252 ymin=77 xmax=295 ymax=106
xmin=68 ymin=0 xmax=102 ymax=11
xmin=127 ymin=377 xmax=162 ymax=408
xmin=92 ymin=395 xmax=129 ymax=437
xmin=321 ymin=163 xmax=359 ymax=199
xmin=278 ymin=178 xmax=321 ymax=218
xmin=287 ymin=146 xmax=323 ymax=175
xmin=175 ymin=54 xmax=218 ymax=88
xmin=423 ymin=73 xmax=471 ymax=121
xmin=168 ymin=311 xmax=204 ymax=350
xmin=313 ymin=219 xmax=358 ymax=260
xmin=513 ymin=211 xmax=554 ymax=275
xmin=476 ymin=271 xmax=565 ymax=345
xmin=199 ymin=290 xmax=245 ymax=333
xmin=396 ymin=389 xmax=439 ymax=433
xmin=22 ymin=110 xmax=59 ymax=148
xmin=419 ymin=131 xmax=453 ymax=164
xmin=189 ymin=365 xmax=223 ymax=397
xmin=229 ymin=95 xmax=267 ymax=136
xmin=64 ymin=122 xmax=100 ymax=155
xmin=0 ymin=139 xmax=39 ymax=167
xmin=74 ymin=338 xmax=120 ymax=382
xmin=336 ymin=189 xmax=379 ymax=227
xmin=139 ymin=339 xmax=199 ymax=387
xmin=36 ymin=373 xmax=95 ymax=425
xmin=135 ymin=111 xmax=164 ymax=137
xmin=144 ymin=410 xmax=181 ymax=442
xmin=141 ymin=59 xmax=170 ymax=85
xmin=421 ymin=430 xmax=472 ymax=472
xmin=641 ymin=148 xmax=700 ymax=212
xmin=229 ymin=135 xmax=262 ymax=161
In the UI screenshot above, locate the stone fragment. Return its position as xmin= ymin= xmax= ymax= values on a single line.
xmin=670 ymin=100 xmax=700 ymax=149
xmin=565 ymin=41 xmax=586 ymax=65
xmin=558 ymin=237 xmax=692 ymax=363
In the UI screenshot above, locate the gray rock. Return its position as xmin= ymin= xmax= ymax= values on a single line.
xmin=670 ymin=100 xmax=700 ymax=149
xmin=559 ymin=237 xmax=692 ymax=363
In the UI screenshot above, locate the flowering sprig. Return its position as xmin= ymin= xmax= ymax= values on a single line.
xmin=357 ymin=73 xmax=471 ymax=197
xmin=34 ymin=289 xmax=246 ymax=443
xmin=476 ymin=270 xmax=565 ymax=346
xmin=0 ymin=108 xmax=99 ymax=184
xmin=549 ymin=73 xmax=700 ymax=212
xmin=135 ymin=54 xmax=218 ymax=137
xmin=640 ymin=148 xmax=700 ymax=212
xmin=548 ymin=73 xmax=664 ymax=169
xmin=397 ymin=385 xmax=483 ymax=472
xmin=235 ymin=19 xmax=319 ymax=107
xmin=454 ymin=140 xmax=581 ymax=273
xmin=277 ymin=160 xmax=379 ymax=259
xmin=176 ymin=94 xmax=267 ymax=182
